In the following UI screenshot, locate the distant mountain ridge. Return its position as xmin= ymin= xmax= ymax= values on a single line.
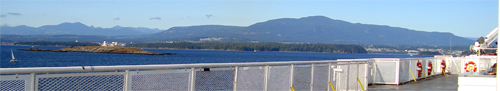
xmin=146 ymin=16 xmax=473 ymax=46
xmin=1 ymin=22 xmax=162 ymax=36
xmin=1 ymin=16 xmax=474 ymax=46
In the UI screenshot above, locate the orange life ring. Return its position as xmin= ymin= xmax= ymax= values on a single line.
xmin=427 ymin=62 xmax=433 ymax=75
xmin=464 ymin=61 xmax=477 ymax=72
xmin=417 ymin=60 xmax=422 ymax=77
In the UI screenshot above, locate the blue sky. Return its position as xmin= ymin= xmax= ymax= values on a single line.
xmin=1 ymin=0 xmax=497 ymax=38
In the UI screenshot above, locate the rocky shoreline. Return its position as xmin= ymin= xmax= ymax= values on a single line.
xmin=19 ymin=46 xmax=176 ymax=55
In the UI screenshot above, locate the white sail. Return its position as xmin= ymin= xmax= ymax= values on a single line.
xmin=11 ymin=48 xmax=15 ymax=60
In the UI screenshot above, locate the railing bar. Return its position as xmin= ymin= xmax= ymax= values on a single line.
xmin=0 ymin=60 xmax=385 ymax=74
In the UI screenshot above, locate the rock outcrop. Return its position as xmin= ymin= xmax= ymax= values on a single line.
xmin=19 ymin=48 xmax=68 ymax=52
xmin=19 ymin=46 xmax=176 ymax=55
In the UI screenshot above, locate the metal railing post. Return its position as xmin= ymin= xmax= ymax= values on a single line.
xmin=264 ymin=65 xmax=269 ymax=91
xmin=371 ymin=60 xmax=376 ymax=85
xmin=233 ymin=66 xmax=238 ymax=91
xmin=191 ymin=67 xmax=196 ymax=91
xmin=356 ymin=62 xmax=359 ymax=91
xmin=328 ymin=63 xmax=331 ymax=91
xmin=310 ymin=63 xmax=315 ymax=91
xmin=364 ymin=62 xmax=369 ymax=91
xmin=124 ymin=70 xmax=129 ymax=91
xmin=30 ymin=73 xmax=35 ymax=91
xmin=346 ymin=62 xmax=350 ymax=90
xmin=290 ymin=64 xmax=294 ymax=89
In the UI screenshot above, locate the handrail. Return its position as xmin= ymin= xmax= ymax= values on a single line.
xmin=0 ymin=60 xmax=370 ymax=74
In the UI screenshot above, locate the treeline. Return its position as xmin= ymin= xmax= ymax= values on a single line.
xmin=364 ymin=45 xmax=470 ymax=51
xmin=14 ymin=41 xmax=99 ymax=46
xmin=127 ymin=42 xmax=367 ymax=53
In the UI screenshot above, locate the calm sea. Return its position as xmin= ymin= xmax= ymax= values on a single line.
xmin=1 ymin=45 xmax=432 ymax=68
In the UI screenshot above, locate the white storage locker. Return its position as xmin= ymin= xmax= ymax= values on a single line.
xmin=372 ymin=58 xmax=400 ymax=85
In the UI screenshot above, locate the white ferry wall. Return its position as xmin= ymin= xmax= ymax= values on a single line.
xmin=445 ymin=56 xmax=496 ymax=75
xmin=368 ymin=55 xmax=499 ymax=85
xmin=449 ymin=57 xmax=463 ymax=74
xmin=455 ymin=56 xmax=497 ymax=91
xmin=370 ymin=57 xmax=449 ymax=85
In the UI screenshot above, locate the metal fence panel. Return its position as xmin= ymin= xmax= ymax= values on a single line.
xmin=0 ymin=74 xmax=32 ymax=91
xmin=406 ymin=59 xmax=418 ymax=82
xmin=0 ymin=80 xmax=25 ymax=91
xmin=129 ymin=69 xmax=190 ymax=90
xmin=236 ymin=66 xmax=265 ymax=91
xmin=336 ymin=63 xmax=349 ymax=91
xmin=399 ymin=60 xmax=410 ymax=83
xmin=268 ymin=65 xmax=291 ymax=91
xmin=36 ymin=72 xmax=124 ymax=91
xmin=348 ymin=63 xmax=359 ymax=91
xmin=313 ymin=64 xmax=329 ymax=91
xmin=450 ymin=58 xmax=462 ymax=74
xmin=367 ymin=61 xmax=374 ymax=85
xmin=374 ymin=61 xmax=398 ymax=84
xmin=358 ymin=62 xmax=368 ymax=91
xmin=0 ymin=59 xmax=380 ymax=91
xmin=195 ymin=69 xmax=234 ymax=91
xmin=293 ymin=64 xmax=312 ymax=91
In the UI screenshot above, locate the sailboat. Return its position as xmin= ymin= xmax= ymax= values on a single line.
xmin=10 ymin=48 xmax=17 ymax=62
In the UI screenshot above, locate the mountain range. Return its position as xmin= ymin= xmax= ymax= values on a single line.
xmin=1 ymin=16 xmax=474 ymax=46
xmin=1 ymin=22 xmax=162 ymax=36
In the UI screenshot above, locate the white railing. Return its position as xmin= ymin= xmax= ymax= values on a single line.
xmin=1 ymin=56 xmax=494 ymax=91
xmin=0 ymin=60 xmax=370 ymax=91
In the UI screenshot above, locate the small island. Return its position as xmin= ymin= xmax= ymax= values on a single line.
xmin=19 ymin=46 xmax=176 ymax=55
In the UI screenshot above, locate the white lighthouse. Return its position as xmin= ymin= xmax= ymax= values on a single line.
xmin=102 ymin=41 xmax=107 ymax=46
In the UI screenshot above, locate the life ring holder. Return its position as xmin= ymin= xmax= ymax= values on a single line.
xmin=464 ymin=61 xmax=477 ymax=72
xmin=427 ymin=62 xmax=433 ymax=75
xmin=417 ymin=60 xmax=423 ymax=77
xmin=441 ymin=60 xmax=446 ymax=70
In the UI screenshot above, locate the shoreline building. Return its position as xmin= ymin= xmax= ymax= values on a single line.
xmin=101 ymin=41 xmax=107 ymax=46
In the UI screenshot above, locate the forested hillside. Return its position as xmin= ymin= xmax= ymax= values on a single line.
xmin=14 ymin=41 xmax=99 ymax=46
xmin=127 ymin=42 xmax=367 ymax=53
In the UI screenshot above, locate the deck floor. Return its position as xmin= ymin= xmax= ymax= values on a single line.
xmin=368 ymin=75 xmax=458 ymax=91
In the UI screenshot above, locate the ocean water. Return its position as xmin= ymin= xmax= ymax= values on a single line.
xmin=1 ymin=45 xmax=432 ymax=68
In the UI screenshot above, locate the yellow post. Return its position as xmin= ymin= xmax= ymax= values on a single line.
xmin=357 ymin=77 xmax=366 ymax=91
xmin=329 ymin=81 xmax=336 ymax=91
xmin=443 ymin=69 xmax=446 ymax=76
xmin=409 ymin=70 xmax=417 ymax=82
xmin=423 ymin=68 xmax=427 ymax=79
xmin=443 ymin=62 xmax=447 ymax=76
xmin=432 ymin=68 xmax=437 ymax=77
xmin=290 ymin=87 xmax=295 ymax=91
